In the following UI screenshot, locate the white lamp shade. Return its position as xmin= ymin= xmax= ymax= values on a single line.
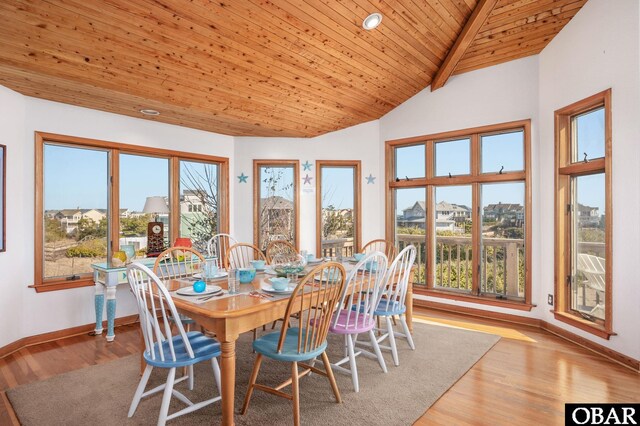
xmin=143 ymin=196 xmax=170 ymax=214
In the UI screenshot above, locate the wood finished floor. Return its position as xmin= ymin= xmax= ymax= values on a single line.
xmin=1 ymin=309 xmax=638 ymax=425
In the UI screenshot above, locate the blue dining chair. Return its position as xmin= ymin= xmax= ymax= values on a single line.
xmin=126 ymin=262 xmax=222 ymax=426
xmin=241 ymin=262 xmax=346 ymax=426
xmin=357 ymin=245 xmax=416 ymax=366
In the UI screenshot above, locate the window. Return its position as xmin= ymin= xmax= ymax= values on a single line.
xmin=316 ymin=161 xmax=361 ymax=259
xmin=434 ymin=138 xmax=470 ymax=177
xmin=42 ymin=144 xmax=109 ymax=281
xmin=434 ymin=185 xmax=472 ymax=292
xmin=395 ymin=144 xmax=425 ymax=180
xmin=179 ymin=159 xmax=220 ymax=253
xmin=386 ymin=120 xmax=531 ymax=310
xmin=253 ymin=160 xmax=299 ymax=252
xmin=554 ymin=90 xmax=612 ymax=339
xmin=34 ymin=133 xmax=229 ymax=292
xmin=119 ymin=154 xmax=169 ymax=255
xmin=394 ymin=187 xmax=426 ymax=285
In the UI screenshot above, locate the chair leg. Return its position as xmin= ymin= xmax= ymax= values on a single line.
xmin=182 ymin=323 xmax=192 ymax=379
xmin=212 ymin=357 xmax=222 ymax=395
xmin=343 ymin=334 xmax=349 ymax=358
xmin=321 ymin=352 xmax=342 ymax=403
xmin=291 ymin=361 xmax=300 ymax=426
xmin=400 ymin=316 xmax=415 ymax=350
xmin=346 ymin=334 xmax=359 ymax=393
xmin=188 ymin=364 xmax=194 ymax=391
xmin=369 ymin=329 xmax=388 ymax=373
xmin=158 ymin=367 xmax=176 ymax=426
xmin=386 ymin=316 xmax=399 ymax=366
xmin=139 ymin=329 xmax=146 ymax=376
xmin=241 ymin=353 xmax=263 ymax=415
xmin=128 ymin=364 xmax=153 ymax=417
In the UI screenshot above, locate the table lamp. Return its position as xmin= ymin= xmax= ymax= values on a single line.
xmin=143 ymin=196 xmax=169 ymax=256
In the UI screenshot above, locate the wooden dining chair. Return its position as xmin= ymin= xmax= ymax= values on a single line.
xmin=265 ymin=239 xmax=298 ymax=264
xmin=328 ymin=251 xmax=388 ymax=392
xmin=358 ymin=245 xmax=416 ymax=367
xmin=206 ymin=233 xmax=238 ymax=270
xmin=126 ymin=262 xmax=222 ymax=426
xmin=225 ymin=243 xmax=266 ymax=269
xmin=241 ymin=262 xmax=346 ymax=426
xmin=361 ymin=239 xmax=398 ymax=261
xmin=153 ymin=246 xmax=206 ymax=281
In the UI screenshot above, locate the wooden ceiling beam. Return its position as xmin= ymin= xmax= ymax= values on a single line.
xmin=430 ymin=0 xmax=499 ymax=91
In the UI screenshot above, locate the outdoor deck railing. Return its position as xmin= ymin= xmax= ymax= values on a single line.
xmin=320 ymin=238 xmax=354 ymax=258
xmin=396 ymin=234 xmax=526 ymax=299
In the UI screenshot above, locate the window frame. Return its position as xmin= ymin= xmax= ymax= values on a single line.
xmin=553 ymin=89 xmax=614 ymax=339
xmin=385 ymin=120 xmax=532 ymax=311
xmin=252 ymin=159 xmax=300 ymax=251
xmin=315 ymin=160 xmax=362 ymax=257
xmin=34 ymin=132 xmax=229 ymax=292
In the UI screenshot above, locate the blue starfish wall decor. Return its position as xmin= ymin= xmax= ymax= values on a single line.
xmin=366 ymin=174 xmax=376 ymax=184
xmin=237 ymin=173 xmax=248 ymax=183
xmin=302 ymin=161 xmax=312 ymax=171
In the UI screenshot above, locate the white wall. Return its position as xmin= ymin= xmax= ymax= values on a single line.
xmin=233 ymin=120 xmax=382 ymax=253
xmin=0 ymin=92 xmax=234 ymax=347
xmin=538 ymin=0 xmax=640 ymax=359
xmin=380 ymin=56 xmax=542 ymax=319
xmin=0 ymin=85 xmax=27 ymax=347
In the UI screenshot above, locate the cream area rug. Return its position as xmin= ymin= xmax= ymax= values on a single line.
xmin=7 ymin=323 xmax=499 ymax=425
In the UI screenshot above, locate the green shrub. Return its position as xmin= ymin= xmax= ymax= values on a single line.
xmin=65 ymin=239 xmax=107 ymax=258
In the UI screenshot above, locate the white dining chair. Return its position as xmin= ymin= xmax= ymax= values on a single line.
xmin=126 ymin=262 xmax=222 ymax=426
xmin=356 ymin=245 xmax=416 ymax=366
xmin=206 ymin=233 xmax=238 ymax=269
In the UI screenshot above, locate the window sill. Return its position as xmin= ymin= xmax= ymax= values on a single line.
xmin=414 ymin=287 xmax=535 ymax=311
xmin=552 ymin=310 xmax=616 ymax=340
xmin=30 ymin=278 xmax=94 ymax=293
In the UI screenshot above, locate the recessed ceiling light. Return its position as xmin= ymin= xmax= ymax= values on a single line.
xmin=362 ymin=12 xmax=382 ymax=30
xmin=140 ymin=109 xmax=160 ymax=116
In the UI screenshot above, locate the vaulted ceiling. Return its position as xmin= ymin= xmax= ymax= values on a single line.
xmin=0 ymin=0 xmax=587 ymax=137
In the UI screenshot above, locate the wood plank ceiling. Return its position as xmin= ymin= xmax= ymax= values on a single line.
xmin=0 ymin=0 xmax=587 ymax=137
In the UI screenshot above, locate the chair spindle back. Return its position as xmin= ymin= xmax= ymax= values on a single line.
xmin=225 ymin=243 xmax=266 ymax=269
xmin=362 ymin=239 xmax=398 ymax=261
xmin=207 ymin=233 xmax=238 ymax=270
xmin=127 ymin=262 xmax=194 ymax=363
xmin=332 ymin=252 xmax=388 ymax=331
xmin=153 ymin=246 xmax=206 ymax=280
xmin=375 ymin=245 xmax=416 ymax=314
xmin=278 ymin=262 xmax=346 ymax=355
xmin=265 ymin=240 xmax=298 ymax=264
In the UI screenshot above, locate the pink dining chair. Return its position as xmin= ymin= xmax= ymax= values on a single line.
xmin=328 ymin=251 xmax=389 ymax=392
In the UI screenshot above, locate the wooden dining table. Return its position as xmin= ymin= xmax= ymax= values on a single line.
xmin=165 ymin=262 xmax=414 ymax=426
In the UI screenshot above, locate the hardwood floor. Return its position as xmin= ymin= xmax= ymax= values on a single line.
xmin=1 ymin=310 xmax=638 ymax=425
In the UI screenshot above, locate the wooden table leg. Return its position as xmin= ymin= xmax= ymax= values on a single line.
xmin=406 ymin=279 xmax=414 ymax=333
xmin=220 ymin=339 xmax=237 ymax=426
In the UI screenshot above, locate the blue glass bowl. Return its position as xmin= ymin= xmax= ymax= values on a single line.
xmin=193 ymin=280 xmax=206 ymax=293
xmin=238 ymin=268 xmax=256 ymax=283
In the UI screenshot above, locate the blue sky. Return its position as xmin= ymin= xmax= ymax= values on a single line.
xmin=45 ymin=147 xmax=217 ymax=211
xmin=259 ymin=166 xmax=294 ymax=201
xmin=45 ymin=111 xmax=604 ymax=217
xmin=321 ymin=167 xmax=355 ymax=209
